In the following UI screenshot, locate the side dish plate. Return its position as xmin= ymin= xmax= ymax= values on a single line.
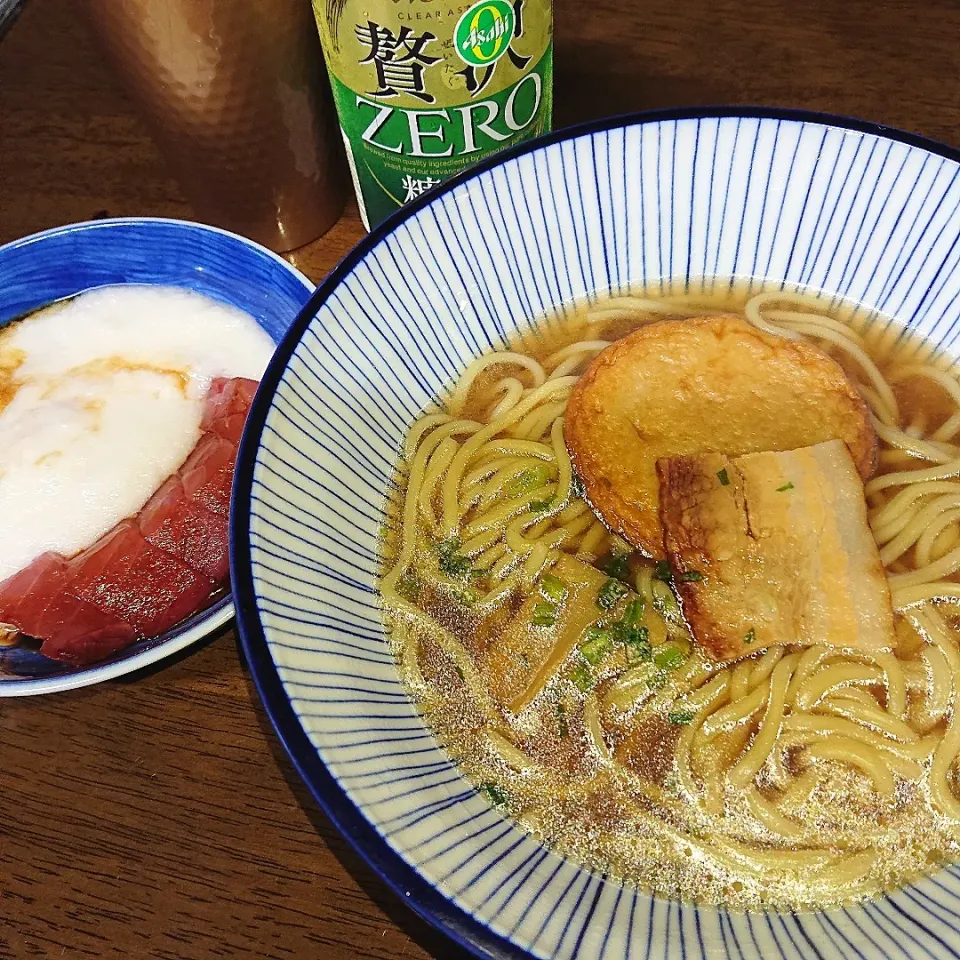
xmin=0 ymin=217 xmax=312 ymax=695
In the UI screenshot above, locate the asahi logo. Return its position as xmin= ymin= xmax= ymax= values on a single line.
xmin=454 ymin=0 xmax=516 ymax=67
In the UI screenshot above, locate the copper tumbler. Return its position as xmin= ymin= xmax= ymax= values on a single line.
xmin=82 ymin=0 xmax=347 ymax=251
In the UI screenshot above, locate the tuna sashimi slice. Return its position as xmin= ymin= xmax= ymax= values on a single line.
xmin=67 ymin=520 xmax=215 ymax=637
xmin=36 ymin=594 xmax=136 ymax=666
xmin=140 ymin=476 xmax=230 ymax=582
xmin=180 ymin=433 xmax=237 ymax=517
xmin=201 ymin=377 xmax=257 ymax=442
xmin=211 ymin=412 xmax=249 ymax=445
xmin=0 ymin=552 xmax=68 ymax=636
xmin=201 ymin=376 xmax=257 ymax=422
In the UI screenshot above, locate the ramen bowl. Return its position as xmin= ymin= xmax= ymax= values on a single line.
xmin=233 ymin=109 xmax=960 ymax=959
xmin=0 ymin=217 xmax=312 ymax=696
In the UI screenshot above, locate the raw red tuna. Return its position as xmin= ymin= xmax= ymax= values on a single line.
xmin=0 ymin=376 xmax=256 ymax=665
xmin=0 ymin=552 xmax=67 ymax=634
xmin=140 ymin=476 xmax=230 ymax=582
xmin=36 ymin=595 xmax=136 ymax=665
xmin=201 ymin=376 xmax=257 ymax=443
xmin=0 ymin=555 xmax=135 ymax=666
xmin=68 ymin=520 xmax=216 ymax=638
xmin=180 ymin=433 xmax=237 ymax=517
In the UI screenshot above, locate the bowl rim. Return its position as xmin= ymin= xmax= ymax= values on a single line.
xmin=231 ymin=106 xmax=960 ymax=960
xmin=0 ymin=214 xmax=313 ymax=697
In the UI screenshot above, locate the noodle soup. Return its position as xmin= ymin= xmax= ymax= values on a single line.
xmin=380 ymin=282 xmax=960 ymax=910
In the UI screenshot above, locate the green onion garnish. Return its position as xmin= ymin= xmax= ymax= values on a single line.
xmin=436 ymin=536 xmax=473 ymax=579
xmin=654 ymin=644 xmax=686 ymax=671
xmin=540 ymin=573 xmax=568 ymax=603
xmin=505 ymin=464 xmax=550 ymax=498
xmin=744 ymin=628 xmax=756 ymax=645
xmin=776 ymin=481 xmax=794 ymax=492
xmin=579 ymin=626 xmax=613 ymax=665
xmin=717 ymin=468 xmax=730 ymax=486
xmin=397 ymin=570 xmax=421 ymax=601
xmin=532 ymin=602 xmax=558 ymax=627
xmin=668 ymin=709 xmax=695 ymax=725
xmin=481 ymin=782 xmax=510 ymax=807
xmin=647 ymin=670 xmax=669 ymax=690
xmin=570 ymin=661 xmax=594 ymax=691
xmin=612 ymin=621 xmax=651 ymax=660
xmin=451 ymin=586 xmax=479 ymax=607
xmin=529 ymin=496 xmax=555 ymax=513
xmin=603 ymin=552 xmax=630 ymax=581
xmin=454 ymin=665 xmax=465 ymax=681
xmin=654 ymin=560 xmax=673 ymax=582
xmin=597 ymin=578 xmax=628 ymax=610
xmin=623 ymin=597 xmax=645 ymax=626
xmin=678 ymin=570 xmax=703 ymax=582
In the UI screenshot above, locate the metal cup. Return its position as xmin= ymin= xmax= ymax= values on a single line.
xmin=82 ymin=0 xmax=348 ymax=252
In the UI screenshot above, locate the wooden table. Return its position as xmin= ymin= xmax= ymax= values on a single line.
xmin=1 ymin=1 xmax=959 ymax=957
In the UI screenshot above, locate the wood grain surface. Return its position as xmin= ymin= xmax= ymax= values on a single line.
xmin=1 ymin=1 xmax=959 ymax=957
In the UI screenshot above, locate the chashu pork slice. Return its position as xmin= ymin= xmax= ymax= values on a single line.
xmin=565 ymin=315 xmax=877 ymax=558
xmin=656 ymin=439 xmax=895 ymax=662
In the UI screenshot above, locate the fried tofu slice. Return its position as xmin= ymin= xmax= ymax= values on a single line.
xmin=656 ymin=440 xmax=895 ymax=662
xmin=483 ymin=554 xmax=635 ymax=713
xmin=565 ymin=315 xmax=877 ymax=557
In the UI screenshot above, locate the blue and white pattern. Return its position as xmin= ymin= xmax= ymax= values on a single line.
xmin=0 ymin=217 xmax=312 ymax=696
xmin=234 ymin=110 xmax=960 ymax=959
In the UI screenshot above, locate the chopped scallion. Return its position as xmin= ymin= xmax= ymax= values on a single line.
xmin=623 ymin=597 xmax=645 ymax=626
xmin=654 ymin=560 xmax=673 ymax=582
xmin=603 ymin=552 xmax=630 ymax=581
xmin=540 ymin=573 xmax=568 ymax=603
xmin=647 ymin=670 xmax=668 ymax=690
xmin=505 ymin=464 xmax=551 ymax=497
xmin=529 ymin=496 xmax=555 ymax=513
xmin=451 ymin=586 xmax=479 ymax=607
xmin=569 ymin=661 xmax=594 ymax=691
xmin=480 ymin=782 xmax=510 ymax=807
xmin=717 ymin=468 xmax=730 ymax=486
xmin=579 ymin=626 xmax=613 ymax=665
xmin=668 ymin=709 xmax=695 ymax=725
xmin=454 ymin=665 xmax=465 ymax=681
xmin=626 ymin=626 xmax=651 ymax=660
xmin=597 ymin=578 xmax=628 ymax=610
xmin=654 ymin=644 xmax=686 ymax=671
xmin=436 ymin=536 xmax=473 ymax=579
xmin=532 ymin=602 xmax=558 ymax=627
xmin=397 ymin=570 xmax=421 ymax=601
xmin=744 ymin=628 xmax=756 ymax=645
xmin=678 ymin=570 xmax=703 ymax=582
xmin=610 ymin=620 xmax=650 ymax=658
xmin=776 ymin=481 xmax=795 ymax=492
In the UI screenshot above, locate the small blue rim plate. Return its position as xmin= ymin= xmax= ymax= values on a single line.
xmin=233 ymin=109 xmax=960 ymax=960
xmin=0 ymin=216 xmax=313 ymax=696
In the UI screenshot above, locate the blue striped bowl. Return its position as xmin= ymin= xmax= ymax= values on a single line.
xmin=233 ymin=110 xmax=960 ymax=960
xmin=0 ymin=217 xmax=313 ymax=696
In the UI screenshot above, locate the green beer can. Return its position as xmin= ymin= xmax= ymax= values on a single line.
xmin=311 ymin=0 xmax=553 ymax=229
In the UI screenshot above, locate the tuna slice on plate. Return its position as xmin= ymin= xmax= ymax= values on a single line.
xmin=0 ymin=376 xmax=257 ymax=666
